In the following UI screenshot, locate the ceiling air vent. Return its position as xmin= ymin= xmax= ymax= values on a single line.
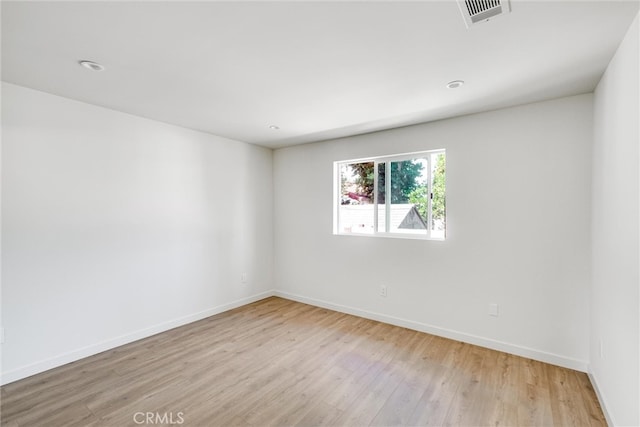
xmin=457 ymin=0 xmax=511 ymax=28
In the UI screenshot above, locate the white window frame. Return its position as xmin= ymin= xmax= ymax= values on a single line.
xmin=334 ymin=149 xmax=445 ymax=240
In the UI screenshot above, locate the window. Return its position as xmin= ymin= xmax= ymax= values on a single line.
xmin=335 ymin=150 xmax=445 ymax=239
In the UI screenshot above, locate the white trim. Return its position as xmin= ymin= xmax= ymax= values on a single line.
xmin=334 ymin=149 xmax=446 ymax=240
xmin=334 ymin=149 xmax=444 ymax=166
xmin=333 ymin=162 xmax=340 ymax=234
xmin=274 ymin=290 xmax=588 ymax=372
xmin=588 ymin=368 xmax=615 ymax=427
xmin=0 ymin=291 xmax=275 ymax=386
xmin=333 ymin=231 xmax=445 ymax=241
xmin=426 ymin=153 xmax=433 ymax=238
xmin=2 ymin=289 xmax=590 ymax=386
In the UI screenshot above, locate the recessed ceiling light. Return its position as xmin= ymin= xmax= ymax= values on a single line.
xmin=79 ymin=60 xmax=105 ymax=72
xmin=269 ymin=125 xmax=280 ymax=130
xmin=446 ymin=80 xmax=465 ymax=89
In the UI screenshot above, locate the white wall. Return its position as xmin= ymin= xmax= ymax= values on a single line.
xmin=591 ymin=13 xmax=639 ymax=427
xmin=274 ymin=94 xmax=593 ymax=370
xmin=1 ymin=83 xmax=274 ymax=384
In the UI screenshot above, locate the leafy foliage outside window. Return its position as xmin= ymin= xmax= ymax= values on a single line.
xmin=340 ymin=162 xmax=374 ymax=205
xmin=378 ymin=160 xmax=424 ymax=204
xmin=408 ymin=153 xmax=446 ymax=230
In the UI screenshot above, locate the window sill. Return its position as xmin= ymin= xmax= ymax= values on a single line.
xmin=334 ymin=232 xmax=445 ymax=241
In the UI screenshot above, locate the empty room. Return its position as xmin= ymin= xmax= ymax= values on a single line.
xmin=1 ymin=1 xmax=638 ymax=426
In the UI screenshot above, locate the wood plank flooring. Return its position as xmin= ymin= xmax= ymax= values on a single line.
xmin=1 ymin=297 xmax=606 ymax=426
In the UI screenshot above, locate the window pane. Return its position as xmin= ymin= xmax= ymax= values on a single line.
xmin=339 ymin=162 xmax=374 ymax=234
xmin=377 ymin=162 xmax=385 ymax=232
xmin=431 ymin=152 xmax=446 ymax=238
xmin=389 ymin=158 xmax=428 ymax=235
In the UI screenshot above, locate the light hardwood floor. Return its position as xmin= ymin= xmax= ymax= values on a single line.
xmin=1 ymin=297 xmax=605 ymax=426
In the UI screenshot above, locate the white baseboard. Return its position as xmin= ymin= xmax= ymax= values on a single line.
xmin=0 ymin=291 xmax=275 ymax=386
xmin=2 ymin=290 xmax=589 ymax=386
xmin=588 ymin=368 xmax=614 ymax=427
xmin=274 ymin=290 xmax=589 ymax=372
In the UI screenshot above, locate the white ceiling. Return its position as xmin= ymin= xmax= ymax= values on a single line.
xmin=2 ymin=1 xmax=638 ymax=148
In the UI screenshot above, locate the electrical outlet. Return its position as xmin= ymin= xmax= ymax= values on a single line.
xmin=379 ymin=285 xmax=387 ymax=297
xmin=489 ymin=303 xmax=499 ymax=317
xmin=241 ymin=273 xmax=247 ymax=284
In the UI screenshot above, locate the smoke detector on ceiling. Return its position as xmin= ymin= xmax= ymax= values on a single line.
xmin=456 ymin=0 xmax=511 ymax=28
